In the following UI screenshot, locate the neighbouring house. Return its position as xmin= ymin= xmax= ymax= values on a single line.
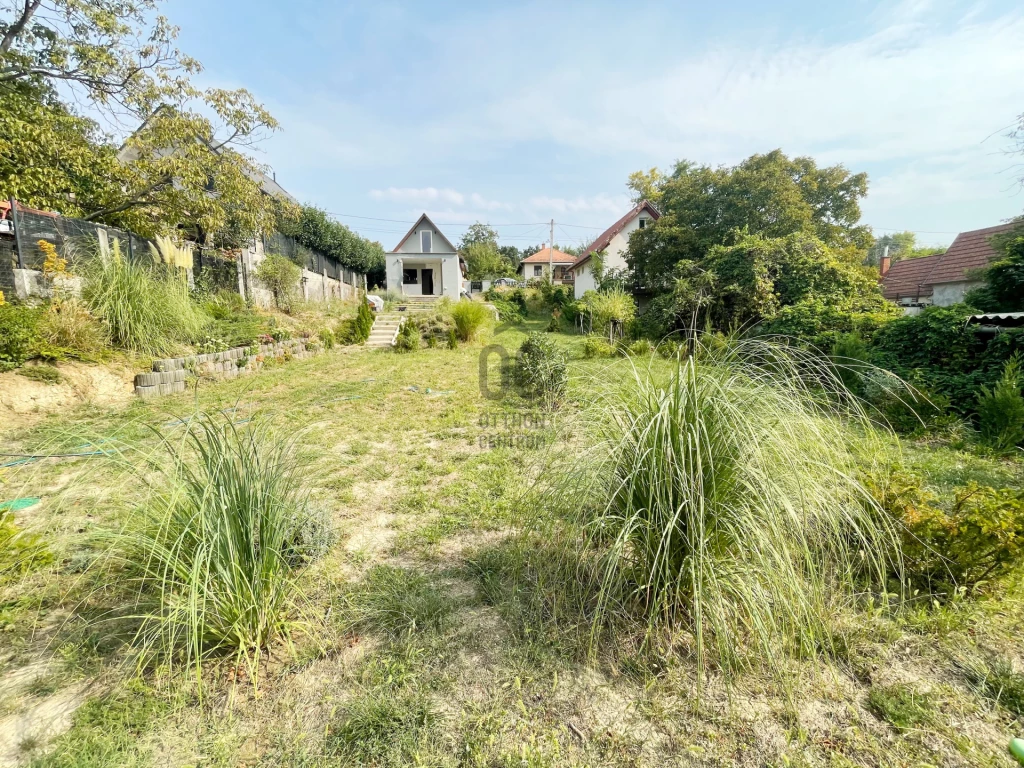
xmin=880 ymin=223 xmax=1017 ymax=310
xmin=569 ymin=201 xmax=660 ymax=299
xmin=519 ymin=246 xmax=577 ymax=285
xmin=386 ymin=213 xmax=465 ymax=298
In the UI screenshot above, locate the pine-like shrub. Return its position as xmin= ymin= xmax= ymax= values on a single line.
xmin=977 ymin=353 xmax=1024 ymax=450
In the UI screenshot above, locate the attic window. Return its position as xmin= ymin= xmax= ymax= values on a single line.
xmin=421 ymin=230 xmax=432 ymax=253
xmin=638 ymin=218 xmax=648 ymax=229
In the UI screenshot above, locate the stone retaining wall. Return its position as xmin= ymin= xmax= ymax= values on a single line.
xmin=134 ymin=338 xmax=322 ymax=398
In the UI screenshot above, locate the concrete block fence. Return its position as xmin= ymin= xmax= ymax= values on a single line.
xmin=134 ymin=338 xmax=321 ymax=398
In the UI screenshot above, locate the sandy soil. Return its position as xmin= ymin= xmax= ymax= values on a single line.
xmin=0 ymin=362 xmax=136 ymax=433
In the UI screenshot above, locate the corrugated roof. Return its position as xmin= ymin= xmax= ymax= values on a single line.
xmin=572 ymin=201 xmax=661 ymax=269
xmin=880 ymin=222 xmax=1019 ymax=300
xmin=521 ymin=246 xmax=576 ymax=264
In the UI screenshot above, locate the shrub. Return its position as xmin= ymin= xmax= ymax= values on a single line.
xmin=489 ymin=297 xmax=524 ymax=324
xmin=318 ymin=327 xmax=336 ymax=350
xmin=582 ymin=335 xmax=613 ymax=359
xmin=201 ymin=289 xmax=246 ymax=320
xmin=82 ymin=241 xmax=208 ymax=355
xmin=38 ymin=298 xmax=105 ymax=356
xmin=336 ymin=300 xmax=375 ymax=345
xmin=394 ymin=318 xmax=420 ymax=352
xmin=976 ymin=353 xmax=1024 ymax=450
xmin=451 ymin=300 xmax=491 ymax=341
xmin=558 ymin=336 xmax=897 ymax=683
xmin=579 ymin=288 xmax=636 ymax=336
xmin=865 ymin=468 xmax=1024 ymax=594
xmin=254 ymin=253 xmax=302 ymax=312
xmin=447 ymin=327 xmax=458 ymax=350
xmin=626 ymin=338 xmax=655 ymax=357
xmin=107 ymin=413 xmax=323 ymax=678
xmin=830 ymin=332 xmax=871 ymax=397
xmin=512 ymin=332 xmax=568 ymax=405
xmin=0 ymin=303 xmax=41 ymax=365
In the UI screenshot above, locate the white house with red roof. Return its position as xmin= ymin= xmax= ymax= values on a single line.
xmin=879 ymin=222 xmax=1018 ymax=309
xmin=569 ymin=201 xmax=659 ymax=298
xmin=386 ymin=213 xmax=465 ymax=298
xmin=519 ymin=246 xmax=577 ymax=284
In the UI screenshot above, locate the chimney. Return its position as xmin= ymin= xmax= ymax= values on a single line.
xmin=879 ymin=245 xmax=891 ymax=277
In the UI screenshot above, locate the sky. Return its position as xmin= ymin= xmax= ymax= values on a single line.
xmin=164 ymin=0 xmax=1024 ymax=251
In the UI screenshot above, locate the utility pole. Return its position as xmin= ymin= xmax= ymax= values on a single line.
xmin=549 ymin=218 xmax=554 ymax=281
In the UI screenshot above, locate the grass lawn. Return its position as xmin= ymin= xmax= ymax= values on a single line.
xmin=1 ymin=312 xmax=1023 ymax=767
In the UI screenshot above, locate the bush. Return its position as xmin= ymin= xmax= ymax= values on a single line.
xmin=626 ymin=338 xmax=655 ymax=357
xmin=976 ymin=353 xmax=1024 ymax=450
xmin=512 ymin=332 xmax=568 ymax=405
xmin=865 ymin=468 xmax=1024 ymax=594
xmin=336 ymin=300 xmax=375 ymax=345
xmin=394 ymin=318 xmax=420 ymax=352
xmin=558 ymin=336 xmax=897 ymax=682
xmin=318 ymin=327 xmax=336 ymax=350
xmin=451 ymin=300 xmax=491 ymax=341
xmin=107 ymin=413 xmax=321 ymax=678
xmin=447 ymin=327 xmax=458 ymax=350
xmin=201 ymin=289 xmax=247 ymax=320
xmin=254 ymin=253 xmax=302 ymax=312
xmin=581 ymin=335 xmax=614 ymax=359
xmin=578 ymin=288 xmax=636 ymax=336
xmin=830 ymin=332 xmax=871 ymax=397
xmin=0 ymin=303 xmax=41 ymax=365
xmin=38 ymin=298 xmax=105 ymax=357
xmin=490 ymin=297 xmax=524 ymax=324
xmin=82 ymin=241 xmax=208 ymax=355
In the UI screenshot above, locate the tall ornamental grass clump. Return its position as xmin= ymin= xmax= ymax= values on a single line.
xmin=82 ymin=240 xmax=207 ymax=355
xmin=559 ymin=336 xmax=898 ymax=682
xmin=110 ymin=413 xmax=332 ymax=679
xmin=451 ymin=300 xmax=491 ymax=341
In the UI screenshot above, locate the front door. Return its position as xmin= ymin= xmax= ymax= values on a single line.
xmin=422 ymin=268 xmax=434 ymax=295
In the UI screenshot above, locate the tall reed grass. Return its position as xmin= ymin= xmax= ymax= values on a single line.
xmin=109 ymin=413 xmax=330 ymax=680
xmin=451 ymin=300 xmax=491 ymax=341
xmin=556 ymin=335 xmax=900 ymax=683
xmin=82 ymin=240 xmax=207 ymax=355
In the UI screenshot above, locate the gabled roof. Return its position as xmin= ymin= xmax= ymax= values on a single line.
xmin=880 ymin=252 xmax=944 ymax=300
xmin=880 ymin=222 xmax=1019 ymax=300
xmin=521 ymin=246 xmax=577 ymax=264
xmin=390 ymin=213 xmax=458 ymax=253
xmin=572 ymin=200 xmax=660 ymax=269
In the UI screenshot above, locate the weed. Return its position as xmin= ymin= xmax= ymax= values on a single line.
xmin=954 ymin=654 xmax=1024 ymax=716
xmin=16 ymin=365 xmax=62 ymax=384
xmin=326 ymin=688 xmax=436 ymax=765
xmin=352 ymin=565 xmax=454 ymax=637
xmin=867 ymin=683 xmax=936 ymax=730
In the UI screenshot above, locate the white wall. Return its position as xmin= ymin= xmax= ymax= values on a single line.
xmin=602 ymin=211 xmax=651 ymax=271
xmin=387 ymin=255 xmax=460 ymax=297
xmin=573 ymin=261 xmax=596 ymax=298
xmin=932 ymin=280 xmax=982 ymax=307
xmin=395 ymin=223 xmax=456 ymax=254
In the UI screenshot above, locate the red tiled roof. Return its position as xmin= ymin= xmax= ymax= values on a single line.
xmin=880 ymin=223 xmax=1019 ymax=300
xmin=880 ymin=252 xmax=943 ymax=300
xmin=572 ymin=201 xmax=661 ymax=269
xmin=521 ymin=246 xmax=576 ymax=264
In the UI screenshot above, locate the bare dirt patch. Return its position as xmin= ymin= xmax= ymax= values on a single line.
xmin=0 ymin=361 xmax=135 ymax=432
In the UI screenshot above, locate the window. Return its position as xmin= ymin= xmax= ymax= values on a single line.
xmin=420 ymin=230 xmax=432 ymax=253
xmin=533 ymin=265 xmax=542 ymax=276
xmin=402 ymin=268 xmax=418 ymax=285
xmin=638 ymin=218 xmax=648 ymax=229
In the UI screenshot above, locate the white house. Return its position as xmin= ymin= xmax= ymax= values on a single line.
xmin=519 ymin=246 xmax=576 ymax=284
xmin=569 ymin=201 xmax=660 ymax=299
xmin=386 ymin=213 xmax=465 ymax=298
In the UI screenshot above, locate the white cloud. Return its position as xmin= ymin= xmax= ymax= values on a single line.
xmin=370 ymin=187 xmax=466 ymax=206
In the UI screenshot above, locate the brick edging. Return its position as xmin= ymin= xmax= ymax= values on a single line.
xmin=134 ymin=338 xmax=322 ymax=398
